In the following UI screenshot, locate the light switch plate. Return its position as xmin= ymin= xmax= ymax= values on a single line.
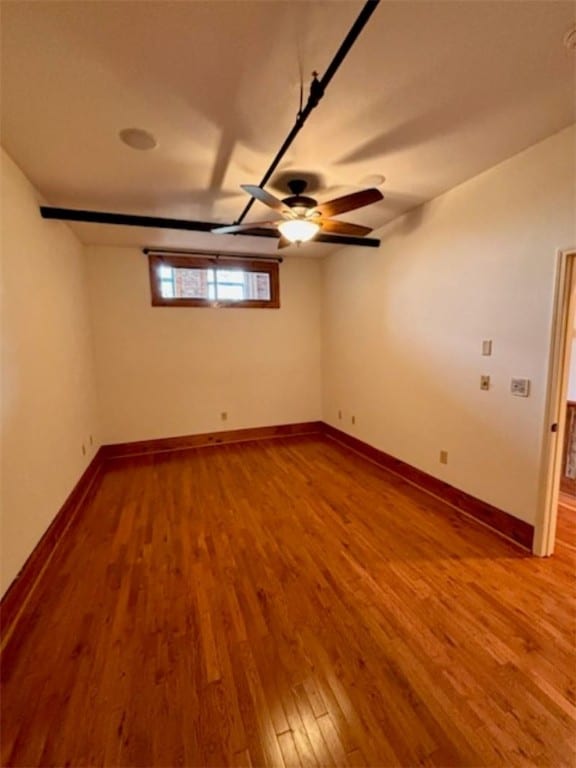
xmin=480 ymin=375 xmax=490 ymax=390
xmin=482 ymin=340 xmax=492 ymax=356
xmin=511 ymin=378 xmax=530 ymax=397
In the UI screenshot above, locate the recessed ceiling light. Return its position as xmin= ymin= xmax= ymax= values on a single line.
xmin=119 ymin=128 xmax=158 ymax=151
xmin=564 ymin=25 xmax=576 ymax=52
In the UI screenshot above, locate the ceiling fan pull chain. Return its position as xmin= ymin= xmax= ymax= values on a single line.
xmin=297 ymin=78 xmax=303 ymax=119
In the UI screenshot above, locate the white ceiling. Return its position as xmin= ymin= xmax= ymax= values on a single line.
xmin=1 ymin=0 xmax=575 ymax=256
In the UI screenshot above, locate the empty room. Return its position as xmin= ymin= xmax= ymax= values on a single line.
xmin=1 ymin=1 xmax=575 ymax=766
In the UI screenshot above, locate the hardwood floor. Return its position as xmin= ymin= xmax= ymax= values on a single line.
xmin=1 ymin=435 xmax=575 ymax=767
xmin=557 ymin=494 xmax=576 ymax=555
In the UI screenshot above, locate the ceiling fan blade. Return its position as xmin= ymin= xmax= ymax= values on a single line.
xmin=316 ymin=188 xmax=383 ymax=218
xmin=277 ymin=236 xmax=293 ymax=249
xmin=241 ymin=184 xmax=286 ymax=213
xmin=318 ymin=218 xmax=372 ymax=237
xmin=212 ymin=220 xmax=276 ymax=235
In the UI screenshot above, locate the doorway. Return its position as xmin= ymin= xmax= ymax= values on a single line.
xmin=535 ymin=248 xmax=576 ymax=556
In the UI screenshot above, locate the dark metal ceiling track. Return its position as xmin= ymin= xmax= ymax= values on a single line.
xmin=235 ymin=0 xmax=381 ymax=226
xmin=39 ymin=206 xmax=381 ymax=248
xmin=39 ymin=207 xmax=216 ymax=232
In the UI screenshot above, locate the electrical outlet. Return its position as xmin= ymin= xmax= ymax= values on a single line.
xmin=338 ymin=410 xmax=342 ymax=420
xmin=351 ymin=415 xmax=356 ymax=425
xmin=221 ymin=411 xmax=228 ymax=421
xmin=480 ymin=375 xmax=490 ymax=391
xmin=440 ymin=450 xmax=448 ymax=465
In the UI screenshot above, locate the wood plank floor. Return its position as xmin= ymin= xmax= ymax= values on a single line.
xmin=1 ymin=435 xmax=575 ymax=767
xmin=557 ymin=496 xmax=576 ymax=556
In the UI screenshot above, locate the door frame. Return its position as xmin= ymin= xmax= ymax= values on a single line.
xmin=535 ymin=248 xmax=576 ymax=556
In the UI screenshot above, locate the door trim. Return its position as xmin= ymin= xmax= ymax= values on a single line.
xmin=535 ymin=248 xmax=576 ymax=556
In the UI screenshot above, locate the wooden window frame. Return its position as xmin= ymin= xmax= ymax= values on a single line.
xmin=148 ymin=254 xmax=280 ymax=309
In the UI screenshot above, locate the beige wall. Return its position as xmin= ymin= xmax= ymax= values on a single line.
xmin=86 ymin=248 xmax=322 ymax=444
xmin=322 ymin=125 xmax=576 ymax=525
xmin=1 ymin=148 xmax=99 ymax=595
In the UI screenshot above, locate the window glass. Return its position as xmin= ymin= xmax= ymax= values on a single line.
xmin=149 ymin=255 xmax=279 ymax=308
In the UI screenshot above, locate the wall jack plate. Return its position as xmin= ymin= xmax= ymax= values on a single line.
xmin=511 ymin=378 xmax=530 ymax=397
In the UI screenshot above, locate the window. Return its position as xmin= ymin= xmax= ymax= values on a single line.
xmin=148 ymin=254 xmax=280 ymax=308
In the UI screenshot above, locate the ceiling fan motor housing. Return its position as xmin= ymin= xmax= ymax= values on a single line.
xmin=282 ymin=194 xmax=318 ymax=213
xmin=283 ymin=179 xmax=318 ymax=215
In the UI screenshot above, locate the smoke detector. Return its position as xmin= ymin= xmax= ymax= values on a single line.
xmin=119 ymin=128 xmax=157 ymax=150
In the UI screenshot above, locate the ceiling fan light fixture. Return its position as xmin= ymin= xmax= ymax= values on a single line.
xmin=277 ymin=218 xmax=320 ymax=244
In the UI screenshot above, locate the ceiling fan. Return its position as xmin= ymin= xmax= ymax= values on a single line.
xmin=211 ymin=179 xmax=384 ymax=248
